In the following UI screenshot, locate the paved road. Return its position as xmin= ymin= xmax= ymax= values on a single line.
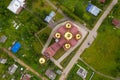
xmin=2 ymin=48 xmax=48 ymax=80
xmin=59 ymin=0 xmax=118 ymax=80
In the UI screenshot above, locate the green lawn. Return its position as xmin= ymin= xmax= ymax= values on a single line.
xmin=38 ymin=27 xmax=52 ymax=44
xmin=50 ymin=0 xmax=111 ymax=29
xmin=81 ymin=16 xmax=120 ymax=78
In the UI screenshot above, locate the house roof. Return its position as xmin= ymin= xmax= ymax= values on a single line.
xmin=7 ymin=0 xmax=25 ymax=14
xmin=86 ymin=4 xmax=101 ymax=16
xmin=21 ymin=74 xmax=31 ymax=80
xmin=100 ymin=0 xmax=105 ymax=3
xmin=8 ymin=64 xmax=18 ymax=75
xmin=11 ymin=42 xmax=21 ymax=53
xmin=0 ymin=35 xmax=7 ymax=43
xmin=112 ymin=19 xmax=120 ymax=28
xmin=45 ymin=69 xmax=56 ymax=80
xmin=77 ymin=67 xmax=88 ymax=79
xmin=44 ymin=11 xmax=56 ymax=23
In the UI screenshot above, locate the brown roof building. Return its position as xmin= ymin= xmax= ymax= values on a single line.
xmin=112 ymin=18 xmax=120 ymax=28
xmin=21 ymin=74 xmax=31 ymax=80
xmin=99 ymin=0 xmax=106 ymax=3
xmin=44 ymin=22 xmax=82 ymax=58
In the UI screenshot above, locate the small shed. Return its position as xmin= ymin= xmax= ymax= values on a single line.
xmin=45 ymin=69 xmax=56 ymax=80
xmin=0 ymin=58 xmax=7 ymax=64
xmin=99 ymin=0 xmax=106 ymax=3
xmin=112 ymin=18 xmax=120 ymax=28
xmin=44 ymin=11 xmax=56 ymax=23
xmin=11 ymin=42 xmax=21 ymax=53
xmin=8 ymin=64 xmax=18 ymax=75
xmin=76 ymin=66 xmax=88 ymax=79
xmin=0 ymin=35 xmax=7 ymax=43
xmin=21 ymin=74 xmax=31 ymax=80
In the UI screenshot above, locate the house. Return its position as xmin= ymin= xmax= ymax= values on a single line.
xmin=0 ymin=35 xmax=7 ymax=43
xmin=86 ymin=4 xmax=101 ymax=16
xmin=8 ymin=64 xmax=18 ymax=75
xmin=44 ymin=11 xmax=56 ymax=23
xmin=11 ymin=42 xmax=21 ymax=53
xmin=7 ymin=0 xmax=25 ymax=14
xmin=112 ymin=18 xmax=120 ymax=28
xmin=21 ymin=74 xmax=31 ymax=80
xmin=76 ymin=66 xmax=88 ymax=79
xmin=45 ymin=69 xmax=56 ymax=80
xmin=0 ymin=58 xmax=7 ymax=64
xmin=100 ymin=0 xmax=106 ymax=3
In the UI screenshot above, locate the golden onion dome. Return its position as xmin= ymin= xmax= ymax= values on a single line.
xmin=39 ymin=57 xmax=45 ymax=64
xmin=66 ymin=23 xmax=71 ymax=28
xmin=76 ymin=33 xmax=81 ymax=40
xmin=55 ymin=32 xmax=61 ymax=38
xmin=64 ymin=32 xmax=73 ymax=41
xmin=64 ymin=43 xmax=71 ymax=49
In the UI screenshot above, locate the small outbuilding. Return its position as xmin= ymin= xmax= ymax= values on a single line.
xmin=0 ymin=58 xmax=7 ymax=64
xmin=45 ymin=69 xmax=56 ymax=80
xmin=11 ymin=42 xmax=21 ymax=53
xmin=0 ymin=35 xmax=7 ymax=43
xmin=21 ymin=74 xmax=31 ymax=80
xmin=44 ymin=11 xmax=56 ymax=23
xmin=76 ymin=66 xmax=88 ymax=79
xmin=112 ymin=18 xmax=120 ymax=28
xmin=99 ymin=0 xmax=106 ymax=3
xmin=8 ymin=64 xmax=18 ymax=75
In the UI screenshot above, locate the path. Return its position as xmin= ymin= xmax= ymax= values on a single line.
xmin=45 ymin=0 xmax=68 ymax=18
xmin=2 ymin=48 xmax=48 ymax=80
xmin=59 ymin=0 xmax=118 ymax=79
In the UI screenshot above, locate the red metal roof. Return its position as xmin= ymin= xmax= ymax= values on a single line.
xmin=57 ymin=26 xmax=66 ymax=35
xmin=69 ymin=39 xmax=77 ymax=46
xmin=70 ymin=25 xmax=78 ymax=35
xmin=58 ymin=38 xmax=66 ymax=47
xmin=44 ymin=43 xmax=61 ymax=58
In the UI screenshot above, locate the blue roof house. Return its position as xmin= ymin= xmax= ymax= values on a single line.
xmin=86 ymin=4 xmax=101 ymax=16
xmin=11 ymin=42 xmax=21 ymax=53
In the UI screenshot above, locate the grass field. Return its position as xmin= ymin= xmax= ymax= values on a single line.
xmin=81 ymin=7 xmax=120 ymax=78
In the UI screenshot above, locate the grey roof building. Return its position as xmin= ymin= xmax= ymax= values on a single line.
xmin=44 ymin=11 xmax=56 ymax=23
xmin=45 ymin=69 xmax=56 ymax=80
xmin=0 ymin=35 xmax=7 ymax=43
xmin=76 ymin=66 xmax=88 ymax=79
xmin=0 ymin=58 xmax=7 ymax=64
xmin=8 ymin=64 xmax=18 ymax=75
